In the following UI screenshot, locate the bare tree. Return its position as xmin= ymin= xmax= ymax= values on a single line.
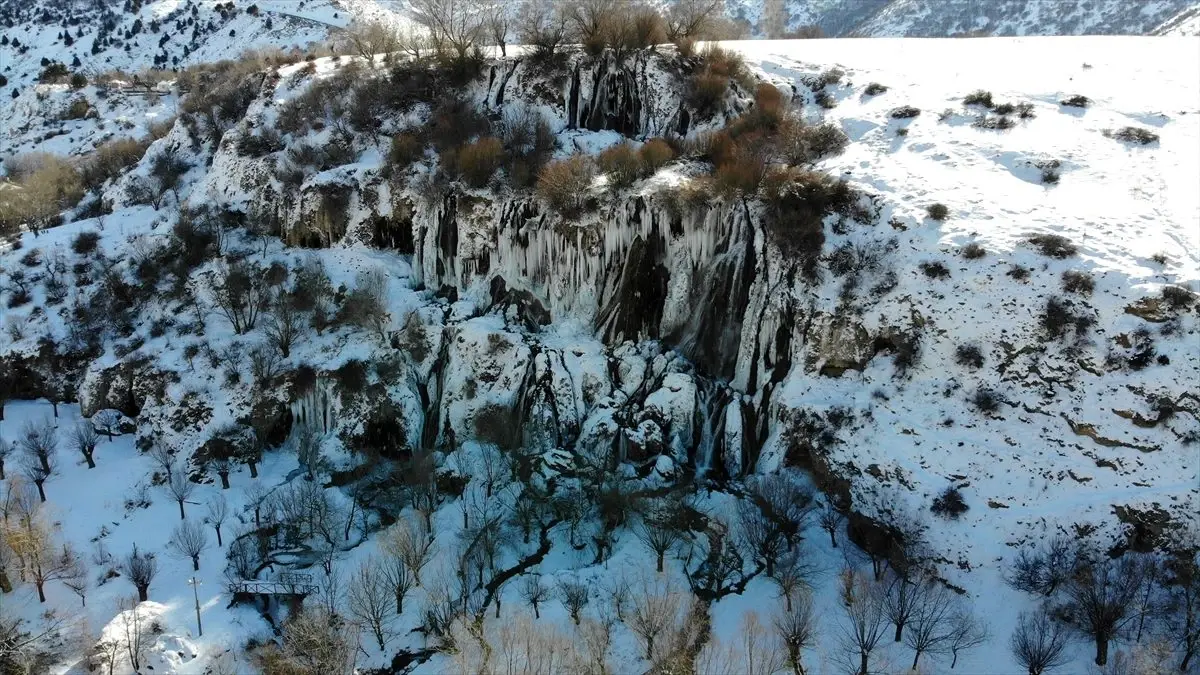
xmin=818 ymin=502 xmax=845 ymax=548
xmin=1065 ymin=555 xmax=1145 ymax=666
xmin=271 ymin=605 xmax=356 ymax=671
xmin=244 ymin=481 xmax=268 ymax=529
xmin=0 ymin=438 xmax=12 ymax=480
xmin=665 ymin=0 xmax=723 ymax=40
xmin=383 ymin=513 xmax=435 ymax=584
xmin=411 ymin=0 xmax=484 ymax=61
xmin=1164 ymin=548 xmax=1200 ymax=672
xmin=627 ymin=574 xmax=687 ymax=661
xmin=381 ymin=543 xmax=415 ymax=615
xmin=837 ymin=568 xmax=889 ymax=675
xmin=739 ymin=499 xmax=786 ymax=577
xmin=883 ymin=572 xmax=923 ymax=642
xmin=1011 ymin=610 xmax=1070 ymax=675
xmin=348 ymin=556 xmax=395 ymax=651
xmin=774 ymin=590 xmax=817 ymax=675
xmin=901 ymin=579 xmax=957 ymax=670
xmin=12 ymin=517 xmax=78 ymax=602
xmin=1007 ymin=534 xmax=1076 ymax=597
xmin=163 ymin=470 xmax=195 ymax=520
xmin=210 ymin=259 xmax=269 ymax=334
xmin=520 ymin=573 xmax=549 ymax=619
xmin=169 ymin=519 xmax=209 ymax=571
xmin=93 ymin=410 xmax=122 ymax=441
xmin=63 ymin=557 xmax=88 ymax=606
xmin=559 ymin=578 xmax=590 ymax=625
xmin=121 ymin=545 xmax=157 ymax=601
xmin=147 ymin=443 xmax=177 ymax=480
xmin=770 ymin=547 xmax=816 ymax=612
xmin=264 ymin=296 xmax=305 ymax=358
xmin=70 ymin=421 xmax=99 ymax=469
xmin=636 ymin=516 xmax=681 ymax=574
xmin=344 ymin=20 xmax=400 ymax=63
xmin=19 ymin=419 xmax=56 ymax=475
xmin=118 ymin=596 xmax=151 ymax=672
xmin=205 ymin=494 xmax=228 ymax=547
xmin=517 ymin=0 xmax=571 ymax=59
xmin=339 ymin=269 xmax=390 ymax=339
xmin=21 ymin=453 xmax=54 ymax=502
xmin=482 ymin=2 xmax=510 ymax=55
xmin=946 ymin=610 xmax=988 ymax=669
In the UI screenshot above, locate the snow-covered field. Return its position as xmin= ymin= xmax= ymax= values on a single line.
xmin=0 ymin=34 xmax=1198 ymax=675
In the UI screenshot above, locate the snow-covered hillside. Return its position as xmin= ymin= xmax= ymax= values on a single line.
xmin=0 ymin=33 xmax=1198 ymax=675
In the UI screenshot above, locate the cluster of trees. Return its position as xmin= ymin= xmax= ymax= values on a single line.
xmin=0 ymin=417 xmax=109 ymax=502
xmin=1005 ymin=533 xmax=1200 ymax=673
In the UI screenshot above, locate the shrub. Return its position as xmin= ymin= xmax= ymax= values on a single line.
xmin=864 ymin=82 xmax=888 ymax=96
xmin=972 ymin=387 xmax=1001 ymax=413
xmin=598 ymin=142 xmax=642 ymax=189
xmin=536 ymin=155 xmax=596 ymax=216
xmin=0 ymin=153 xmax=84 ymax=233
xmin=761 ymin=169 xmax=854 ymax=279
xmin=961 ymin=242 xmax=986 ymax=259
xmin=81 ymin=137 xmax=149 ymax=190
xmin=1161 ymin=284 xmax=1196 ymax=310
xmin=1060 ymin=95 xmax=1090 ymax=108
xmin=70 ymin=73 xmax=88 ymax=89
xmin=889 ymin=105 xmax=920 ymax=119
xmin=955 ymin=343 xmax=984 ymax=369
xmin=779 ymin=122 xmax=849 ymax=164
xmin=1041 ymin=167 xmax=1060 ymax=184
xmin=72 ymin=231 xmax=101 ymax=255
xmin=963 ymin=90 xmax=993 ymax=107
xmin=452 ymin=136 xmax=503 ymax=188
xmin=688 ymin=72 xmax=729 ymax=120
xmin=1061 ymin=270 xmax=1094 ymax=295
xmin=39 ymin=62 xmax=70 ymax=82
xmin=1042 ymin=296 xmax=1093 ymax=340
xmin=926 ymin=203 xmax=949 ymax=221
xmin=814 ymin=90 xmax=836 ymax=109
xmin=429 ymin=97 xmax=491 ymax=152
xmin=931 ymin=487 xmax=968 ymax=519
xmin=1109 ymin=126 xmax=1159 ymax=145
xmin=638 ymin=138 xmax=675 ymax=173
xmin=64 ymin=98 xmax=91 ymax=120
xmin=919 ymin=261 xmax=950 ymax=279
xmin=1007 ymin=265 xmax=1030 ymax=281
xmin=389 ymin=132 xmax=425 ymax=169
xmin=973 ymin=115 xmax=1014 ymax=130
xmin=1028 ymin=233 xmax=1077 ymax=258
xmin=237 ymin=128 xmax=284 ymax=157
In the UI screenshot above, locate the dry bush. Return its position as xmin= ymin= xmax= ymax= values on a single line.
xmin=639 ymin=138 xmax=676 ymax=173
xmin=1061 ymin=269 xmax=1095 ymax=295
xmin=448 ymin=136 xmax=503 ymax=188
xmin=598 ymin=142 xmax=642 ymax=189
xmin=429 ymin=97 xmax=491 ymax=152
xmin=0 ymin=154 xmax=84 ymax=233
xmin=81 ymin=137 xmax=149 ymax=190
xmin=537 ymin=155 xmax=596 ymax=216
xmin=389 ymin=132 xmax=425 ymax=169
xmin=687 ymin=44 xmax=747 ymax=120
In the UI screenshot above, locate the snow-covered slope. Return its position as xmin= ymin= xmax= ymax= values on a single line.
xmin=0 ymin=35 xmax=1197 ymax=675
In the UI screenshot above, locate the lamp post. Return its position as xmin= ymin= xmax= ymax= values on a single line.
xmin=187 ymin=577 xmax=202 ymax=637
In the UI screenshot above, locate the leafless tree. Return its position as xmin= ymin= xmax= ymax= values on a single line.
xmin=1010 ymin=610 xmax=1071 ymax=675
xmin=946 ymin=610 xmax=988 ymax=669
xmin=774 ymin=587 xmax=817 ymax=674
xmin=1007 ymin=534 xmax=1077 ymax=597
xmin=517 ymin=0 xmax=571 ymax=58
xmin=838 ymin=568 xmax=889 ymax=675
xmin=901 ymin=579 xmax=958 ymax=670
xmin=121 ymin=545 xmax=157 ymax=602
xmin=260 ymin=604 xmax=356 ymax=672
xmin=1065 ymin=554 xmax=1146 ymax=666
xmin=0 ymin=438 xmax=12 ymax=480
xmin=411 ymin=0 xmax=484 ymax=61
xmin=383 ymin=513 xmax=436 ymax=584
xmin=264 ymin=296 xmax=305 ymax=358
xmin=482 ymin=2 xmax=509 ymax=55
xmin=627 ymin=574 xmax=687 ymax=661
xmin=1163 ymin=548 xmax=1200 ymax=671
xmin=818 ymin=502 xmax=845 ymax=548
xmin=883 ymin=571 xmax=923 ymax=643
xmin=381 ymin=543 xmax=415 ymax=615
xmin=665 ymin=0 xmax=723 ymax=40
xmin=118 ymin=595 xmax=152 ymax=672
xmin=18 ymin=521 xmax=78 ymax=603
xmin=340 ymin=269 xmax=390 ymax=339
xmin=70 ymin=421 xmax=99 ymax=469
xmin=348 ymin=556 xmax=395 ymax=650
xmin=344 ymin=20 xmax=400 ymax=63
xmin=520 ymin=573 xmax=550 ymax=619
xmin=19 ymin=419 xmax=56 ymax=475
xmin=1130 ymin=554 xmax=1161 ymax=644
xmin=559 ymin=578 xmax=590 ymax=625
xmin=738 ymin=499 xmax=786 ymax=577
xmin=147 ymin=442 xmax=177 ymax=480
xmin=244 ymin=481 xmax=268 ymax=528
xmin=637 ymin=516 xmax=681 ymax=574
xmin=166 ymin=519 xmax=207 ymax=571
xmin=63 ymin=557 xmax=88 ymax=606
xmin=205 ymin=494 xmax=228 ymax=547
xmin=209 ymin=259 xmax=269 ymax=334
xmin=21 ymin=453 xmax=54 ymax=502
xmin=248 ymin=345 xmax=284 ymax=389
xmin=163 ymin=470 xmax=195 ymax=520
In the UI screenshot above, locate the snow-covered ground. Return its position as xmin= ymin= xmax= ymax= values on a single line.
xmin=1 ymin=35 xmax=1198 ymax=675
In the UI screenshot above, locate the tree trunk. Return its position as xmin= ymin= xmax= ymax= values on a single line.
xmin=828 ymin=528 xmax=837 ymax=547
xmin=533 ymin=602 xmax=539 ymax=619
xmin=192 ymin=556 xmax=200 ymax=571
xmin=951 ymin=650 xmax=959 ymax=669
xmin=138 ymin=585 xmax=148 ymax=602
xmin=248 ymin=460 xmax=258 ymax=478
xmin=785 ymin=592 xmax=792 ymax=611
xmin=656 ymin=552 xmax=664 ymax=573
xmin=36 ymin=581 xmax=46 ymax=602
xmin=84 ymin=451 xmax=95 ymax=469
xmin=38 ymin=455 xmax=50 ymax=473
xmin=1 ymin=459 xmax=7 ymax=480
xmin=1181 ymin=648 xmax=1193 ymax=672
xmin=859 ymin=650 xmax=869 ymax=675
xmin=1095 ymin=632 xmax=1109 ymax=666
xmin=645 ymin=635 xmax=654 ymax=661
xmin=178 ymin=500 xmax=186 ymax=520
xmin=912 ymin=651 xmax=922 ymax=671
xmin=218 ymin=471 xmax=230 ymax=489
xmin=215 ymin=526 xmax=222 ymax=547
xmin=396 ymin=592 xmax=404 ymax=615
xmin=895 ymin=623 xmax=904 ymax=642
xmin=35 ymin=480 xmax=46 ymax=502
